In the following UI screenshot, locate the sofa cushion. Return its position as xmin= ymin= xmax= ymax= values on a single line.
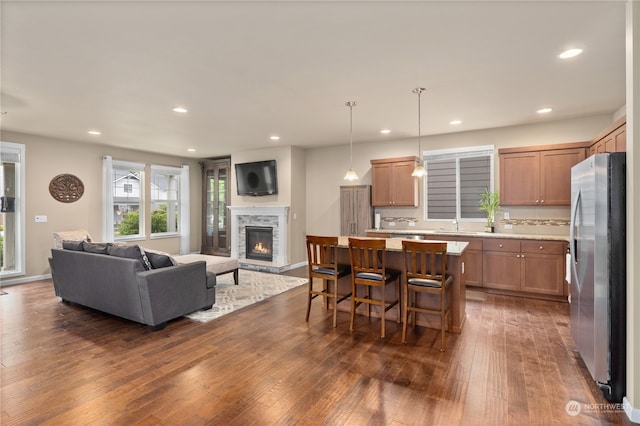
xmin=83 ymin=241 xmax=112 ymax=254
xmin=62 ymin=240 xmax=85 ymax=251
xmin=107 ymin=244 xmax=153 ymax=270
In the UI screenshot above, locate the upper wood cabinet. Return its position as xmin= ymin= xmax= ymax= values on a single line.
xmin=590 ymin=117 xmax=626 ymax=155
xmin=499 ymin=142 xmax=587 ymax=206
xmin=370 ymin=156 xmax=419 ymax=207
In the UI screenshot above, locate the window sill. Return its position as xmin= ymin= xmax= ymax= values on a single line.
xmin=150 ymin=233 xmax=180 ymax=240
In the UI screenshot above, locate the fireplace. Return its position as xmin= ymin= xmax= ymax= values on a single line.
xmin=245 ymin=226 xmax=274 ymax=262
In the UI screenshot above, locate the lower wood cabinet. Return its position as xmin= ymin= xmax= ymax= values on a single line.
xmin=483 ymin=238 xmax=565 ymax=296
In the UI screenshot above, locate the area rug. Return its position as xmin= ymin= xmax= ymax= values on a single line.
xmin=185 ymin=269 xmax=307 ymax=323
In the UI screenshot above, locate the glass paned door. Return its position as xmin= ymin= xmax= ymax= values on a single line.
xmin=202 ymin=159 xmax=231 ymax=255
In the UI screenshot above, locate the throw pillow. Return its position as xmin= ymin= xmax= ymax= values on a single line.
xmin=82 ymin=241 xmax=111 ymax=254
xmin=142 ymin=247 xmax=178 ymax=266
xmin=62 ymin=240 xmax=85 ymax=251
xmin=145 ymin=252 xmax=174 ymax=269
xmin=107 ymin=244 xmax=153 ymax=270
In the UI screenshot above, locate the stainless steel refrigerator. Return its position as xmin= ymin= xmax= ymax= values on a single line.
xmin=569 ymin=152 xmax=626 ymax=402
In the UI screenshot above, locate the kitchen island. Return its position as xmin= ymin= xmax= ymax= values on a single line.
xmin=335 ymin=236 xmax=469 ymax=333
xmin=366 ymin=229 xmax=570 ymax=300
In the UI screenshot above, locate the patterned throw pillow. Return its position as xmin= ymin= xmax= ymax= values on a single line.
xmin=107 ymin=244 xmax=153 ymax=270
xmin=53 ymin=230 xmax=92 ymax=249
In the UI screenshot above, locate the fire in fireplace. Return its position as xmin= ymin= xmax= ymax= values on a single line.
xmin=245 ymin=226 xmax=273 ymax=261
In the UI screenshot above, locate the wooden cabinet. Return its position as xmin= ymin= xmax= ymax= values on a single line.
xmin=340 ymin=185 xmax=373 ymax=237
xmin=201 ymin=158 xmax=231 ymax=256
xmin=499 ymin=142 xmax=587 ymax=206
xmin=483 ymin=239 xmax=565 ymax=296
xmin=370 ymin=157 xmax=419 ymax=207
xmin=590 ymin=117 xmax=626 ymax=154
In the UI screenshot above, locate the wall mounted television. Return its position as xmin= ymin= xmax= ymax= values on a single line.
xmin=235 ymin=160 xmax=278 ymax=196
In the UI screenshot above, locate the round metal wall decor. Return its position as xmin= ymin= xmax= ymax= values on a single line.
xmin=49 ymin=174 xmax=85 ymax=203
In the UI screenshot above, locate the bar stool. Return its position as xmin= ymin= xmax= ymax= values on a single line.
xmin=348 ymin=237 xmax=401 ymax=338
xmin=305 ymin=235 xmax=352 ymax=327
xmin=401 ymin=240 xmax=453 ymax=351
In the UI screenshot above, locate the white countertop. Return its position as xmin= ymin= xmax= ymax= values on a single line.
xmin=365 ymin=229 xmax=569 ymax=242
xmin=338 ymin=236 xmax=468 ymax=256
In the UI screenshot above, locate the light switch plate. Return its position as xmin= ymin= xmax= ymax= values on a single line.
xmin=35 ymin=215 xmax=48 ymax=223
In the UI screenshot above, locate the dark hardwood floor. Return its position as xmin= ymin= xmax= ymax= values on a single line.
xmin=0 ymin=268 xmax=631 ymax=425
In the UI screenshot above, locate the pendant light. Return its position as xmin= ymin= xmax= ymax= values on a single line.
xmin=344 ymin=101 xmax=359 ymax=181
xmin=411 ymin=88 xmax=427 ymax=177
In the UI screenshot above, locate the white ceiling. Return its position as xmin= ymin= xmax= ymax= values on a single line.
xmin=0 ymin=1 xmax=627 ymax=158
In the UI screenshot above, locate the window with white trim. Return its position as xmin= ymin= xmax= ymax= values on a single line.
xmin=424 ymin=146 xmax=494 ymax=221
xmin=150 ymin=165 xmax=180 ymax=236
xmin=110 ymin=160 xmax=145 ymax=239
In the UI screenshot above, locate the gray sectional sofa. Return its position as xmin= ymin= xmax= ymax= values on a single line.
xmin=50 ymin=245 xmax=216 ymax=330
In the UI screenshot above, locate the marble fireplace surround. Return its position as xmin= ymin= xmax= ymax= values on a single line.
xmin=228 ymin=206 xmax=289 ymax=265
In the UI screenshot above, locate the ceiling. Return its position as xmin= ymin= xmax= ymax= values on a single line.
xmin=0 ymin=1 xmax=627 ymax=159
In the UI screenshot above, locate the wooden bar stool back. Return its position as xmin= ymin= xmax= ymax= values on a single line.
xmin=401 ymin=240 xmax=453 ymax=351
xmin=348 ymin=237 xmax=401 ymax=338
xmin=305 ymin=235 xmax=352 ymax=327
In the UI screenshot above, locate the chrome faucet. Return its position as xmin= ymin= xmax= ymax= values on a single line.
xmin=452 ymin=219 xmax=459 ymax=232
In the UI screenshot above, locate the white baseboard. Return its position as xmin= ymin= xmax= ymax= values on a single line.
xmin=0 ymin=273 xmax=52 ymax=287
xmin=623 ymin=397 xmax=640 ymax=423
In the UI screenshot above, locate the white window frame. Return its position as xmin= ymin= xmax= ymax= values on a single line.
xmin=423 ymin=145 xmax=495 ymax=222
xmin=103 ymin=157 xmax=145 ymax=242
xmin=0 ymin=142 xmax=26 ymax=279
xmin=150 ymin=165 xmax=181 ymax=238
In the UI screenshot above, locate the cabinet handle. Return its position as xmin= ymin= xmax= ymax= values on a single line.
xmin=521 ymin=254 xmax=525 ymax=258
xmin=536 ymin=200 xmax=539 ymax=204
xmin=499 ymin=244 xmax=503 ymax=248
xmin=516 ymin=254 xmax=520 ymax=258
xmin=541 ymin=200 xmax=544 ymax=204
xmin=539 ymin=246 xmax=544 ymax=250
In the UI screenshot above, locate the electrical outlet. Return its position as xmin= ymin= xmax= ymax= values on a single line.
xmin=505 ymin=224 xmax=513 ymax=230
xmin=408 ymin=222 xmax=416 ymax=227
xmin=35 ymin=215 xmax=47 ymax=223
xmin=503 ymin=210 xmax=510 ymax=220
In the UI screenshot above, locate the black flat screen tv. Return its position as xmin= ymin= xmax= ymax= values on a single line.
xmin=235 ymin=160 xmax=278 ymax=196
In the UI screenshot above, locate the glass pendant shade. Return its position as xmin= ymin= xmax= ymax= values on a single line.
xmin=411 ymin=163 xmax=427 ymax=177
xmin=344 ymin=168 xmax=359 ymax=181
xmin=344 ymin=101 xmax=358 ymax=181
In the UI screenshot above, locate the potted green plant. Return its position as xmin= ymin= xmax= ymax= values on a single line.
xmin=479 ymin=189 xmax=501 ymax=232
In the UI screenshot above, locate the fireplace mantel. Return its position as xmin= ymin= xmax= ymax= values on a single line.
xmin=228 ymin=205 xmax=290 ymax=265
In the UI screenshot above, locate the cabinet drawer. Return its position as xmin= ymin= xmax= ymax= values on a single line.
xmin=520 ymin=240 xmax=565 ymax=255
xmin=483 ymin=238 xmax=520 ymax=252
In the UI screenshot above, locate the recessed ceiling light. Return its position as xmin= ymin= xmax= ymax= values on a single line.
xmin=380 ymin=129 xmax=391 ymax=134
xmin=558 ymin=48 xmax=583 ymax=59
xmin=537 ymin=107 xmax=553 ymax=114
xmin=172 ymin=106 xmax=188 ymax=113
xmin=187 ymin=148 xmax=196 ymax=152
xmin=88 ymin=130 xmax=101 ymax=135
xmin=449 ymin=120 xmax=462 ymax=125
xmin=270 ymin=135 xmax=280 ymax=141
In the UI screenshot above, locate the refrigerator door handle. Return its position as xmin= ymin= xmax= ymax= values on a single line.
xmin=569 ymin=189 xmax=581 ymax=289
